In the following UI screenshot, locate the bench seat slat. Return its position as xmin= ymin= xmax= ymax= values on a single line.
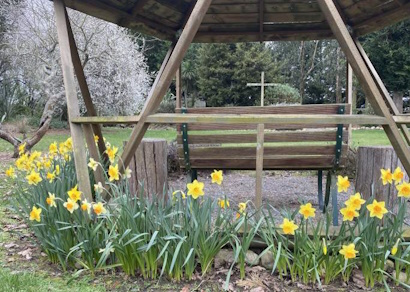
xmin=177 ymin=130 xmax=348 ymax=144
xmin=177 ymin=145 xmax=348 ymax=158
xmin=177 ymin=123 xmax=347 ymax=131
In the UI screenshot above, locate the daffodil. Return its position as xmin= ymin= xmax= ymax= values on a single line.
xmin=94 ymin=135 xmax=99 ymax=143
xmin=26 ymin=170 xmax=42 ymax=185
xmin=392 ymin=167 xmax=404 ymax=185
xmin=396 ymin=182 xmax=410 ymax=198
xmin=46 ymin=171 xmax=56 ymax=183
xmin=345 ymin=192 xmax=365 ymax=210
xmin=5 ymin=166 xmax=16 ymax=178
xmin=172 ymin=190 xmax=186 ymax=200
xmin=29 ymin=206 xmax=41 ymax=222
xmin=380 ymin=168 xmax=393 ymax=185
xmin=64 ymin=137 xmax=73 ymax=151
xmin=391 ymin=239 xmax=400 ymax=256
xmin=187 ymin=180 xmax=204 ymax=199
xmin=366 ymin=199 xmax=388 ymax=219
xmin=93 ymin=202 xmax=106 ymax=215
xmin=94 ymin=182 xmax=104 ymax=193
xmin=280 ymin=218 xmax=298 ymax=235
xmin=18 ymin=142 xmax=26 ymax=155
xmin=211 ymin=170 xmax=223 ymax=185
xmin=337 ymin=176 xmax=350 ymax=193
xmin=218 ymin=198 xmax=230 ymax=209
xmin=340 ymin=206 xmax=359 ymax=221
xmin=81 ymin=199 xmax=92 ymax=213
xmin=339 ymin=243 xmax=358 ymax=260
xmin=88 ymin=158 xmax=99 ymax=171
xmin=64 ymin=198 xmax=79 ymax=213
xmin=29 ymin=151 xmax=41 ymax=163
xmin=108 ymin=164 xmax=120 ymax=181
xmin=124 ymin=167 xmax=132 ymax=179
xmin=49 ymin=142 xmax=58 ymax=156
xmin=42 ymin=158 xmax=52 ymax=170
xmin=67 ymin=185 xmax=82 ymax=202
xmin=238 ymin=202 xmax=247 ymax=213
xmin=46 ymin=193 xmax=57 ymax=208
xmin=105 ymin=146 xmax=118 ymax=163
xmin=55 ymin=165 xmax=60 ymax=175
xmin=299 ymin=203 xmax=316 ymax=219
xmin=59 ymin=142 xmax=67 ymax=155
xmin=322 ymin=238 xmax=327 ymax=255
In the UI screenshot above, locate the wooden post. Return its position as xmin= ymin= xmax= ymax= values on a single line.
xmin=346 ymin=63 xmax=353 ymax=145
xmin=65 ymin=9 xmax=107 ymax=158
xmin=260 ymin=72 xmax=265 ymax=107
xmin=317 ymin=0 xmax=410 ymax=175
xmin=120 ymin=0 xmax=213 ymax=172
xmin=255 ymin=124 xmax=264 ymax=210
xmin=355 ymin=146 xmax=409 ymax=209
xmin=53 ymin=0 xmax=92 ymax=201
xmin=176 ymin=65 xmax=182 ymax=109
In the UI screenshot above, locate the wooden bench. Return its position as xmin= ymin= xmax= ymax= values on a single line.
xmin=176 ymin=104 xmax=351 ymax=225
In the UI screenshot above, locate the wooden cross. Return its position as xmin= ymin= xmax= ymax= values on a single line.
xmin=246 ymin=72 xmax=279 ymax=106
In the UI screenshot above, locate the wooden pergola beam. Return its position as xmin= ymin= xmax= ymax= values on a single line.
xmin=53 ymin=0 xmax=92 ymax=201
xmin=317 ymin=0 xmax=410 ymax=174
xmin=119 ymin=0 xmax=213 ymax=172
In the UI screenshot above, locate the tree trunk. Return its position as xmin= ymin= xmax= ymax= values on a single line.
xmin=299 ymin=41 xmax=305 ymax=99
xmin=335 ymin=46 xmax=342 ymax=103
xmin=125 ymin=138 xmax=168 ymax=199
xmin=392 ymin=91 xmax=403 ymax=114
xmin=355 ymin=146 xmax=409 ymax=209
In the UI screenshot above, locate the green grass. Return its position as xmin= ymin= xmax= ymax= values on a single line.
xmin=0 ymin=128 xmax=392 ymax=153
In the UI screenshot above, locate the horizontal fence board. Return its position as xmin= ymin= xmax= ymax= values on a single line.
xmin=180 ymin=156 xmax=346 ymax=170
xmin=178 ymin=145 xmax=348 ymax=159
xmin=177 ymin=130 xmax=349 ymax=144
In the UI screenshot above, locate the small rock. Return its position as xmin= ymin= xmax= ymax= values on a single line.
xmin=352 ymin=270 xmax=365 ymax=288
xmin=245 ymin=250 xmax=259 ymax=266
xmin=392 ymin=271 xmax=409 ymax=284
xmin=250 ymin=287 xmax=265 ymax=292
xmin=214 ymin=249 xmax=234 ymax=269
xmin=260 ymin=250 xmax=274 ymax=270
xmin=384 ymin=259 xmax=394 ymax=272
xmin=74 ymin=262 xmax=83 ymax=269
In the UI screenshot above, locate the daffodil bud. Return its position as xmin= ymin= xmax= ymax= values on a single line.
xmin=322 ymin=238 xmax=327 ymax=255
xmin=391 ymin=239 xmax=400 ymax=256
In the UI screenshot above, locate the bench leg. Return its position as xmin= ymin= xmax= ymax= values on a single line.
xmin=317 ymin=170 xmax=324 ymax=210
xmin=186 ymin=169 xmax=197 ymax=183
xmin=324 ymin=171 xmax=339 ymax=226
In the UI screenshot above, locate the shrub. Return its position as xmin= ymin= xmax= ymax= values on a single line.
xmin=264 ymin=84 xmax=301 ymax=105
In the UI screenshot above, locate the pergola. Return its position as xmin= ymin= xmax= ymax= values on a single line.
xmin=51 ymin=0 xmax=410 ymax=198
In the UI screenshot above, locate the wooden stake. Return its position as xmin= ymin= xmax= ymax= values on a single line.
xmin=260 ymin=72 xmax=265 ymax=107
xmin=317 ymin=0 xmax=410 ymax=174
xmin=65 ymin=9 xmax=107 ymax=158
xmin=54 ymin=0 xmax=92 ymax=201
xmin=120 ymin=0 xmax=213 ymax=171
xmin=346 ymin=63 xmax=353 ymax=146
xmin=255 ymin=123 xmax=264 ymax=210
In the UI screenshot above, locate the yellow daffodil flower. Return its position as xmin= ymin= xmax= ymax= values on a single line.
xmin=49 ymin=142 xmax=58 ymax=156
xmin=46 ymin=171 xmax=56 ymax=183
xmin=5 ymin=166 xmax=16 ymax=178
xmin=67 ymin=185 xmax=82 ymax=202
xmin=64 ymin=198 xmax=79 ymax=214
xmin=93 ymin=202 xmax=107 ymax=215
xmin=299 ymin=203 xmax=316 ymax=219
xmin=108 ymin=164 xmax=120 ymax=181
xmin=81 ymin=199 xmax=92 ymax=213
xmin=18 ymin=142 xmax=26 ymax=155
xmin=26 ymin=170 xmax=42 ymax=185
xmin=211 ymin=170 xmax=223 ymax=185
xmin=391 ymin=239 xmax=400 ymax=256
xmin=46 ymin=193 xmax=57 ymax=208
xmin=55 ymin=165 xmax=60 ymax=175
xmin=218 ymin=198 xmax=230 ymax=209
xmin=124 ymin=167 xmax=132 ymax=179
xmin=380 ymin=168 xmax=393 ymax=185
xmin=187 ymin=180 xmax=204 ymax=199
xmin=366 ymin=199 xmax=388 ymax=219
xmin=94 ymin=135 xmax=99 ymax=143
xmin=105 ymin=146 xmax=118 ymax=163
xmin=280 ymin=218 xmax=298 ymax=235
xmin=339 ymin=243 xmax=358 ymax=260
xmin=396 ymin=182 xmax=410 ymax=198
xmin=29 ymin=151 xmax=41 ymax=163
xmin=64 ymin=137 xmax=73 ymax=151
xmin=345 ymin=192 xmax=365 ymax=210
xmin=322 ymin=238 xmax=327 ymax=255
xmin=29 ymin=206 xmax=42 ymax=222
xmin=337 ymin=176 xmax=350 ymax=193
xmin=59 ymin=142 xmax=67 ymax=155
xmin=88 ymin=158 xmax=99 ymax=171
xmin=392 ymin=167 xmax=404 ymax=185
xmin=172 ymin=190 xmax=186 ymax=200
xmin=94 ymin=182 xmax=104 ymax=193
xmin=43 ymin=158 xmax=52 ymax=170
xmin=340 ymin=206 xmax=359 ymax=221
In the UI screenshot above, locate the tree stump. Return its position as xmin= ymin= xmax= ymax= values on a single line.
xmin=355 ymin=146 xmax=409 ymax=207
xmin=125 ymin=139 xmax=168 ymax=198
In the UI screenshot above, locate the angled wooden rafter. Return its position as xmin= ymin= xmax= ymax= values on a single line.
xmin=53 ymin=0 xmax=92 ymax=201
xmin=317 ymin=0 xmax=410 ymax=174
xmin=119 ymin=0 xmax=213 ymax=172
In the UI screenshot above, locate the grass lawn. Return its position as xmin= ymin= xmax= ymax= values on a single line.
xmin=0 ymin=128 xmax=392 ymax=153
